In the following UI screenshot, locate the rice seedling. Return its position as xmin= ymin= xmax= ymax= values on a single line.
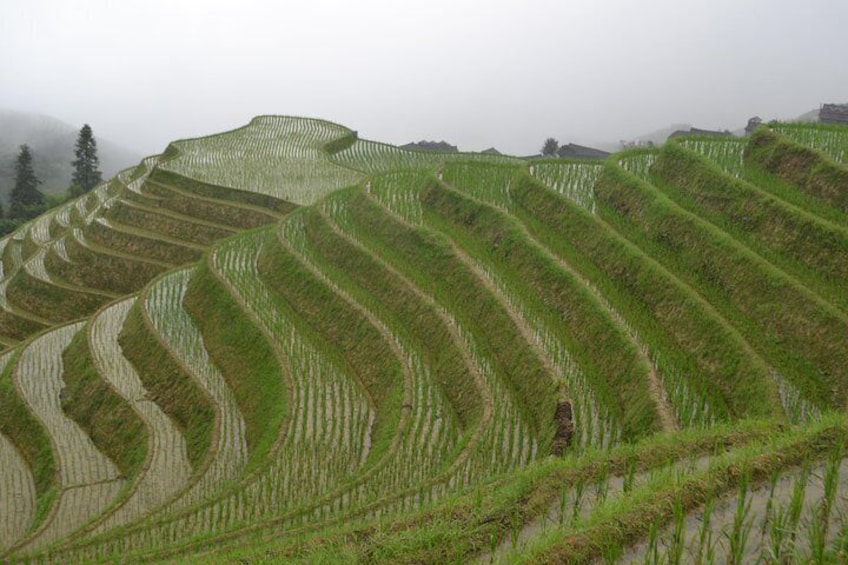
xmin=530 ymin=161 xmax=600 ymax=211
xmin=773 ymin=122 xmax=848 ymax=165
xmin=160 ymin=116 xmax=364 ymax=205
xmin=0 ymin=351 xmax=35 ymax=552
xmin=678 ymin=137 xmax=746 ymax=177
xmin=86 ymin=298 xmax=192 ymax=534
xmin=726 ymin=470 xmax=754 ymax=564
xmin=617 ymin=152 xmax=657 ymax=182
xmin=12 ymin=323 xmax=124 ymax=551
xmin=142 ymin=269 xmax=248 ymax=512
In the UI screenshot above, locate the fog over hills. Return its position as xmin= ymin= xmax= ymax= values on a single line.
xmin=0 ymin=110 xmax=141 ymax=204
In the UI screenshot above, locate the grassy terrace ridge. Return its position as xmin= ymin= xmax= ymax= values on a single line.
xmin=651 ymin=142 xmax=848 ymax=312
xmin=0 ymin=349 xmax=56 ymax=535
xmin=486 ymin=168 xmax=782 ymax=423
xmin=183 ymin=257 xmax=288 ymax=473
xmin=6 ymin=265 xmax=117 ymax=323
xmin=594 ymin=161 xmax=848 ymax=410
xmin=2 ymin=117 xmax=848 ymax=563
xmin=301 ymin=199 xmax=483 ymax=430
xmin=118 ymin=294 xmax=215 ymax=471
xmin=103 ymin=199 xmax=238 ymax=246
xmin=259 ymin=215 xmax=405 ymax=469
xmin=140 ymin=181 xmax=282 ymax=230
xmin=60 ymin=327 xmax=148 ymax=480
xmin=85 ymin=218 xmax=204 ymax=265
xmin=340 ymin=186 xmax=556 ymax=444
xmin=746 ymin=127 xmax=848 ymax=215
xmin=422 ymin=179 xmax=663 ymax=439
xmin=44 ymin=234 xmax=168 ymax=294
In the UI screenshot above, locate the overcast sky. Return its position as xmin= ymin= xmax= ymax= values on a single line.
xmin=1 ymin=0 xmax=846 ymax=156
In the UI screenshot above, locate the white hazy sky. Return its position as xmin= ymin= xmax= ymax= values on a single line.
xmin=1 ymin=0 xmax=846 ymax=156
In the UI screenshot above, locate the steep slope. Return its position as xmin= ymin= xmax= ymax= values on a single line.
xmin=0 ymin=118 xmax=847 ymax=564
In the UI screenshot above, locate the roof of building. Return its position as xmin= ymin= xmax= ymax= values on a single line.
xmin=556 ymin=143 xmax=610 ymax=159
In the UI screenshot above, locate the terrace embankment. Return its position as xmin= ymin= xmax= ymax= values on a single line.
xmin=422 ymin=179 xmax=663 ymax=440
xmin=184 ymin=257 xmax=289 ymax=473
xmin=594 ymin=162 xmax=848 ymax=411
xmin=746 ymin=128 xmax=848 ymax=214
xmin=651 ymin=142 xmax=848 ymax=313
xmin=118 ymin=295 xmax=215 ymax=470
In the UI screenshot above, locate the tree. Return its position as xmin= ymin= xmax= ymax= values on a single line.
xmin=71 ymin=123 xmax=102 ymax=193
xmin=10 ymin=144 xmax=45 ymax=219
xmin=541 ymin=137 xmax=560 ymax=157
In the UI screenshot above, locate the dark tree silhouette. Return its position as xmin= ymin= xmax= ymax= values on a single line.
xmin=10 ymin=144 xmax=45 ymax=219
xmin=541 ymin=137 xmax=559 ymax=157
xmin=71 ymin=123 xmax=102 ymax=194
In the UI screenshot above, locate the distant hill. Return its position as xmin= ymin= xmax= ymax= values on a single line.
xmin=0 ymin=110 xmax=141 ymax=205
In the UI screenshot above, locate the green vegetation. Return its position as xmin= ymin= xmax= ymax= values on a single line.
xmin=259 ymin=219 xmax=405 ymax=466
xmin=745 ymin=127 xmax=848 ymax=214
xmin=9 ymin=144 xmax=45 ymax=221
xmin=118 ymin=296 xmax=214 ymax=469
xmin=184 ymin=257 xmax=288 ymax=473
xmin=60 ymin=327 xmax=148 ymax=478
xmin=594 ymin=162 xmax=848 ymax=409
xmin=45 ymin=233 xmax=167 ymax=294
xmin=299 ymin=201 xmax=483 ymax=430
xmin=422 ymin=179 xmax=659 ymax=440
xmin=508 ymin=171 xmax=781 ymax=423
xmin=0 ymin=117 xmax=847 ymax=563
xmin=651 ymin=142 xmax=848 ymax=312
xmin=0 ymin=350 xmax=56 ymax=519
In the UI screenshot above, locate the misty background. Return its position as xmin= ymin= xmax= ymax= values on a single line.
xmin=1 ymin=0 xmax=846 ymax=164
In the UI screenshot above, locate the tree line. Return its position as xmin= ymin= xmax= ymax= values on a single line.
xmin=2 ymin=124 xmax=102 ymax=236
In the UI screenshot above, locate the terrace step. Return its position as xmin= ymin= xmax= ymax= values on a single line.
xmin=140 ymin=179 xmax=282 ymax=229
xmin=43 ymin=230 xmax=169 ymax=295
xmin=0 ymin=431 xmax=35 ymax=552
xmin=104 ymin=199 xmax=237 ymax=247
xmin=140 ymin=269 xmax=247 ymax=514
xmin=651 ymin=143 xmax=848 ymax=314
xmin=12 ymin=323 xmax=124 ymax=552
xmin=86 ymin=218 xmax=204 ymax=265
xmin=509 ymin=170 xmax=790 ymax=422
xmin=595 ymin=163 xmax=848 ymax=410
xmin=84 ymin=298 xmax=192 ymax=536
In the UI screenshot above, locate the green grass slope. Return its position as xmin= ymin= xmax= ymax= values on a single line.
xmin=0 ymin=118 xmax=847 ymax=564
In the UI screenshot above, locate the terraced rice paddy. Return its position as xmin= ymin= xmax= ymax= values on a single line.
xmin=0 ymin=116 xmax=847 ymax=563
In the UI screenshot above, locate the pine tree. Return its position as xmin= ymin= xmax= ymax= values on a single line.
xmin=71 ymin=124 xmax=102 ymax=193
xmin=10 ymin=144 xmax=45 ymax=219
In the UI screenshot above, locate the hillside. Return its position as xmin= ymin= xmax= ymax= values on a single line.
xmin=0 ymin=110 xmax=141 ymax=203
xmin=0 ymin=116 xmax=847 ymax=563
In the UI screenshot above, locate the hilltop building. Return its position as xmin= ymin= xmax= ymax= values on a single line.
xmin=400 ymin=140 xmax=458 ymax=153
xmin=820 ymin=103 xmax=848 ymax=125
xmin=556 ymin=143 xmax=610 ymax=160
xmin=668 ymin=127 xmax=732 ymax=139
